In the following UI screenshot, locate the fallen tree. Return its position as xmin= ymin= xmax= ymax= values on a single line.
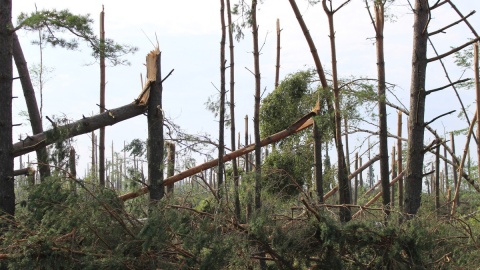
xmin=119 ymin=108 xmax=318 ymax=201
xmin=13 ymin=102 xmax=147 ymax=157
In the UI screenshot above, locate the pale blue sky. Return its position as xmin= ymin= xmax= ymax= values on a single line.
xmin=11 ymin=0 xmax=480 ymax=179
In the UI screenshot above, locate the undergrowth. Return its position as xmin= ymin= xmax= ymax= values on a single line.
xmin=0 ymin=176 xmax=479 ymax=269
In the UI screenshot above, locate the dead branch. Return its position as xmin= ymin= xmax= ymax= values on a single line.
xmin=428 ymin=37 xmax=480 ymax=63
xmin=425 ymin=79 xmax=470 ymax=95
xmin=429 ymin=11 xmax=475 ymax=36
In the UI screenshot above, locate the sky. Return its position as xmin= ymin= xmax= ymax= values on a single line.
xmin=10 ymin=0 xmax=480 ymax=181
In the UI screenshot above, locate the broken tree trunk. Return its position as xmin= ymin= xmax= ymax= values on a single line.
xmin=147 ymin=48 xmax=164 ymax=203
xmin=13 ymin=102 xmax=147 ymax=157
xmin=119 ymin=109 xmax=317 ymax=201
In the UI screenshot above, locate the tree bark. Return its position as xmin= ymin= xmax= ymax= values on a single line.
xmin=374 ymin=2 xmax=390 ymax=215
xmin=218 ymin=0 xmax=227 ymax=198
xmin=313 ymin=120 xmax=323 ymax=203
xmin=275 ymin=18 xmax=281 ymax=89
xmin=12 ymin=32 xmax=51 ymax=181
xmin=323 ymin=0 xmax=351 ymax=222
xmin=226 ymin=0 xmax=241 ymax=220
xmin=147 ymin=49 xmax=164 ymax=203
xmin=404 ymin=0 xmax=429 ymax=216
xmin=99 ymin=7 xmax=106 ymax=187
xmin=252 ymin=0 xmax=262 ymax=211
xmin=13 ymin=102 xmax=146 ymax=157
xmin=166 ymin=142 xmax=175 ymax=194
xmin=0 ymin=0 xmax=15 ymax=216
xmin=397 ymin=111 xmax=403 ymax=209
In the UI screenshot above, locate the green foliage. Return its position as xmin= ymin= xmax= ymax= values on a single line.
xmin=17 ymin=9 xmax=137 ymax=65
xmin=2 ymin=174 xmax=480 ymax=269
xmin=262 ymin=148 xmax=310 ymax=197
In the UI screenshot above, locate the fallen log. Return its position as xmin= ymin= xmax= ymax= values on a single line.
xmin=119 ymin=110 xmax=317 ymax=201
xmin=13 ymin=102 xmax=147 ymax=157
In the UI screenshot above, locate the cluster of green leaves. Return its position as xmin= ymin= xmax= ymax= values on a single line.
xmin=17 ymin=9 xmax=137 ymax=65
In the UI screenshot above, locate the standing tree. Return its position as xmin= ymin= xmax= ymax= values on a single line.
xmin=251 ymin=0 xmax=262 ymax=211
xmin=366 ymin=0 xmax=390 ymax=216
xmin=218 ymin=0 xmax=227 ymax=198
xmin=0 ymin=0 xmax=15 ymax=217
xmin=226 ymin=0 xmax=241 ymax=219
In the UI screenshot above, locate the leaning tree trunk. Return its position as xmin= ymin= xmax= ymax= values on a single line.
xmin=12 ymin=32 xmax=51 ymax=181
xmin=0 ymin=0 xmax=15 ymax=217
xmin=404 ymin=0 xmax=429 ymax=216
xmin=147 ymin=49 xmax=164 ymax=203
xmin=226 ymin=0 xmax=241 ymax=220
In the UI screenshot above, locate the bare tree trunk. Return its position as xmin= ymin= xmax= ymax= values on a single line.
xmin=374 ymin=2 xmax=390 ymax=215
xmin=475 ymin=43 xmax=480 ymax=197
xmin=217 ymin=0 xmax=227 ymax=198
xmin=275 ymin=18 xmax=281 ymax=89
xmin=397 ymin=111 xmax=403 ymax=209
xmin=225 ymin=0 xmax=241 ymax=221
xmin=450 ymin=132 xmax=459 ymax=206
xmin=166 ymin=142 xmax=175 ymax=194
xmin=147 ymin=49 xmax=164 ymax=203
xmin=435 ymin=144 xmax=440 ymax=212
xmin=99 ymin=7 xmax=106 ymax=187
xmin=245 ymin=115 xmax=249 ymax=172
xmin=12 ymin=33 xmax=51 ymax=181
xmin=252 ymin=0 xmax=262 ymax=211
xmin=391 ymin=146 xmax=396 ymax=208
xmin=69 ymin=147 xmax=76 ymax=191
xmin=354 ymin=152 xmax=358 ymax=205
xmin=404 ymin=0 xmax=429 ymax=216
xmin=314 ymin=120 xmax=323 ymax=203
xmin=322 ymin=0 xmax=351 ymax=222
xmin=0 ymin=0 xmax=15 ymax=216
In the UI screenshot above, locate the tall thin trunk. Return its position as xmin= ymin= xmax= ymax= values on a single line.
xmin=323 ymin=0 xmax=351 ymax=222
xmin=450 ymin=132 xmax=458 ymax=206
xmin=166 ymin=142 xmax=176 ymax=194
xmin=245 ymin=115 xmax=249 ymax=172
xmin=391 ymin=146 xmax=396 ymax=208
xmin=12 ymin=33 xmax=51 ymax=180
xmin=404 ymin=0 xmax=429 ymax=216
xmin=314 ymin=120 xmax=323 ymax=203
xmin=374 ymin=2 xmax=390 ymax=215
xmin=0 ymin=0 xmax=15 ymax=216
xmin=252 ymin=0 xmax=262 ymax=211
xmin=435 ymin=144 xmax=440 ymax=212
xmin=99 ymin=7 xmax=106 ymax=187
xmin=397 ymin=111 xmax=403 ymax=209
xmin=225 ymin=0 xmax=241 ymax=220
xmin=69 ymin=147 xmax=76 ymax=191
xmin=275 ymin=18 xmax=281 ymax=89
xmin=217 ymin=0 xmax=227 ymax=198
xmin=475 ymin=43 xmax=480 ymax=194
xmin=147 ymin=49 xmax=164 ymax=203
xmin=354 ymin=152 xmax=358 ymax=205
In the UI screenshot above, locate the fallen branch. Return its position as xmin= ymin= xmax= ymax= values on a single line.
xmin=119 ymin=110 xmax=317 ymax=201
xmin=13 ymin=102 xmax=147 ymax=157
